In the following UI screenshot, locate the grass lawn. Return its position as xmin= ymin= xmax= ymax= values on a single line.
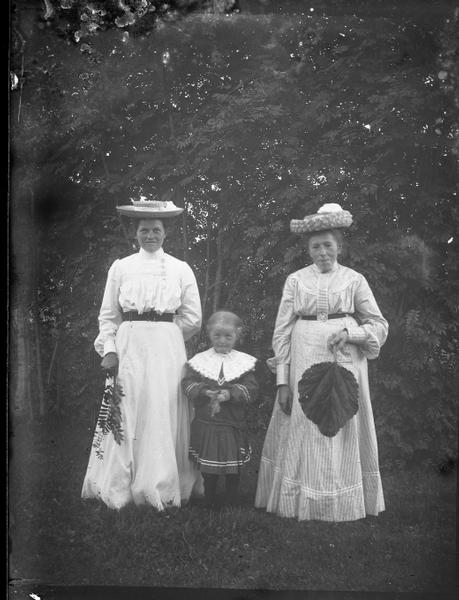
xmin=9 ymin=414 xmax=456 ymax=594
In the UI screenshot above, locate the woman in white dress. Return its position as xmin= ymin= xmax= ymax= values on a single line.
xmin=82 ymin=200 xmax=203 ymax=510
xmin=255 ymin=203 xmax=388 ymax=521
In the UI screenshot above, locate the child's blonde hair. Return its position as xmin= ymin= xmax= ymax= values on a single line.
xmin=206 ymin=311 xmax=243 ymax=340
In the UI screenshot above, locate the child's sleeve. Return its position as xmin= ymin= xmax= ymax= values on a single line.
xmin=227 ymin=369 xmax=259 ymax=405
xmin=182 ymin=364 xmax=212 ymax=406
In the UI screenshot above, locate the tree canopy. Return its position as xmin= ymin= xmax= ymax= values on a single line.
xmin=10 ymin=0 xmax=459 ymax=464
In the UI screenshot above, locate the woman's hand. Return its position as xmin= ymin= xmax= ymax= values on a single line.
xmin=101 ymin=352 xmax=119 ymax=376
xmin=277 ymin=385 xmax=292 ymax=415
xmin=327 ymin=329 xmax=349 ymax=354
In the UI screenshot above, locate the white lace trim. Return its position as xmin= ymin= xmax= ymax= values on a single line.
xmin=188 ymin=348 xmax=256 ymax=382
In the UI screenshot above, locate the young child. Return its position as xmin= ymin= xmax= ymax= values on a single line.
xmin=182 ymin=311 xmax=258 ymax=508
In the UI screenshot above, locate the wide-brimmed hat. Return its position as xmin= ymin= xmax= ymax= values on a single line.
xmin=290 ymin=203 xmax=352 ymax=234
xmin=116 ymin=199 xmax=184 ymax=219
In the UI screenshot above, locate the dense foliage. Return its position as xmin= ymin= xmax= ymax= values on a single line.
xmin=37 ymin=0 xmax=241 ymax=40
xmin=10 ymin=0 xmax=458 ymax=465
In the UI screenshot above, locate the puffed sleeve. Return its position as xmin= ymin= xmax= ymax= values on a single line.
xmin=175 ymin=262 xmax=202 ymax=341
xmin=346 ymin=274 xmax=388 ymax=360
xmin=94 ymin=260 xmax=123 ymax=357
xmin=267 ymin=275 xmax=298 ymax=385
xmin=227 ymin=370 xmax=259 ymax=405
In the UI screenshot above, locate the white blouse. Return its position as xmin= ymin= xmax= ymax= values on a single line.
xmin=94 ymin=247 xmax=202 ymax=356
xmin=271 ymin=263 xmax=388 ymax=384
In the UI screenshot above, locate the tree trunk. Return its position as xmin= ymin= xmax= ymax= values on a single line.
xmin=45 ymin=260 xmax=80 ymax=412
xmin=10 ymin=307 xmax=33 ymax=418
xmin=169 ymin=185 xmax=188 ymax=261
xmin=10 ymin=175 xmax=40 ymax=419
xmin=29 ymin=187 xmax=46 ymax=415
xmin=181 ymin=198 xmax=188 ymax=262
xmin=201 ymin=216 xmax=212 ymax=316
xmin=33 ymin=312 xmax=46 ymax=416
xmin=212 ymin=229 xmax=223 ymax=312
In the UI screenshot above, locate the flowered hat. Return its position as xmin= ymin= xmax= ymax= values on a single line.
xmin=290 ymin=203 xmax=352 ymax=234
xmin=116 ymin=198 xmax=184 ymax=219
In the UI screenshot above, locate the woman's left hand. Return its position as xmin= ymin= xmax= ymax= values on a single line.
xmin=327 ymin=329 xmax=349 ymax=354
xmin=101 ymin=352 xmax=119 ymax=376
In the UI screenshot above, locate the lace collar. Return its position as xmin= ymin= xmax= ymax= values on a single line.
xmin=188 ymin=348 xmax=256 ymax=383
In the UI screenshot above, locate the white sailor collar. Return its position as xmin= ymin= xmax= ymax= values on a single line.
xmin=188 ymin=348 xmax=256 ymax=383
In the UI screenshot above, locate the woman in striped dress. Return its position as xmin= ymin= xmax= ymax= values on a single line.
xmin=255 ymin=203 xmax=388 ymax=521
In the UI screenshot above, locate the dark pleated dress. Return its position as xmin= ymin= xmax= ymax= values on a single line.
xmin=182 ymin=350 xmax=258 ymax=475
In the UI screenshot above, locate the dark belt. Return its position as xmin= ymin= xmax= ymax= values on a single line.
xmin=300 ymin=313 xmax=354 ymax=321
xmin=122 ymin=311 xmax=175 ymax=322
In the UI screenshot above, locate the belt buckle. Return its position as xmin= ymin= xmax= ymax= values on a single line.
xmin=317 ymin=312 xmax=328 ymax=322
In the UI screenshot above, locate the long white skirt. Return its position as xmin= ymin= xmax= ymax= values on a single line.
xmin=255 ymin=317 xmax=385 ymax=521
xmin=81 ymin=321 xmax=203 ymax=510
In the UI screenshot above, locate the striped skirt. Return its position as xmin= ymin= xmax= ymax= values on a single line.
xmin=255 ymin=317 xmax=385 ymax=521
xmin=189 ymin=419 xmax=251 ymax=475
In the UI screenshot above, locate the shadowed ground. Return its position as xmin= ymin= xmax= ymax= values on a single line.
xmin=9 ymin=414 xmax=456 ymax=592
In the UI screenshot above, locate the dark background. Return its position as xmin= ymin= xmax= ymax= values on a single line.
xmin=9 ymin=0 xmax=458 ymax=595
